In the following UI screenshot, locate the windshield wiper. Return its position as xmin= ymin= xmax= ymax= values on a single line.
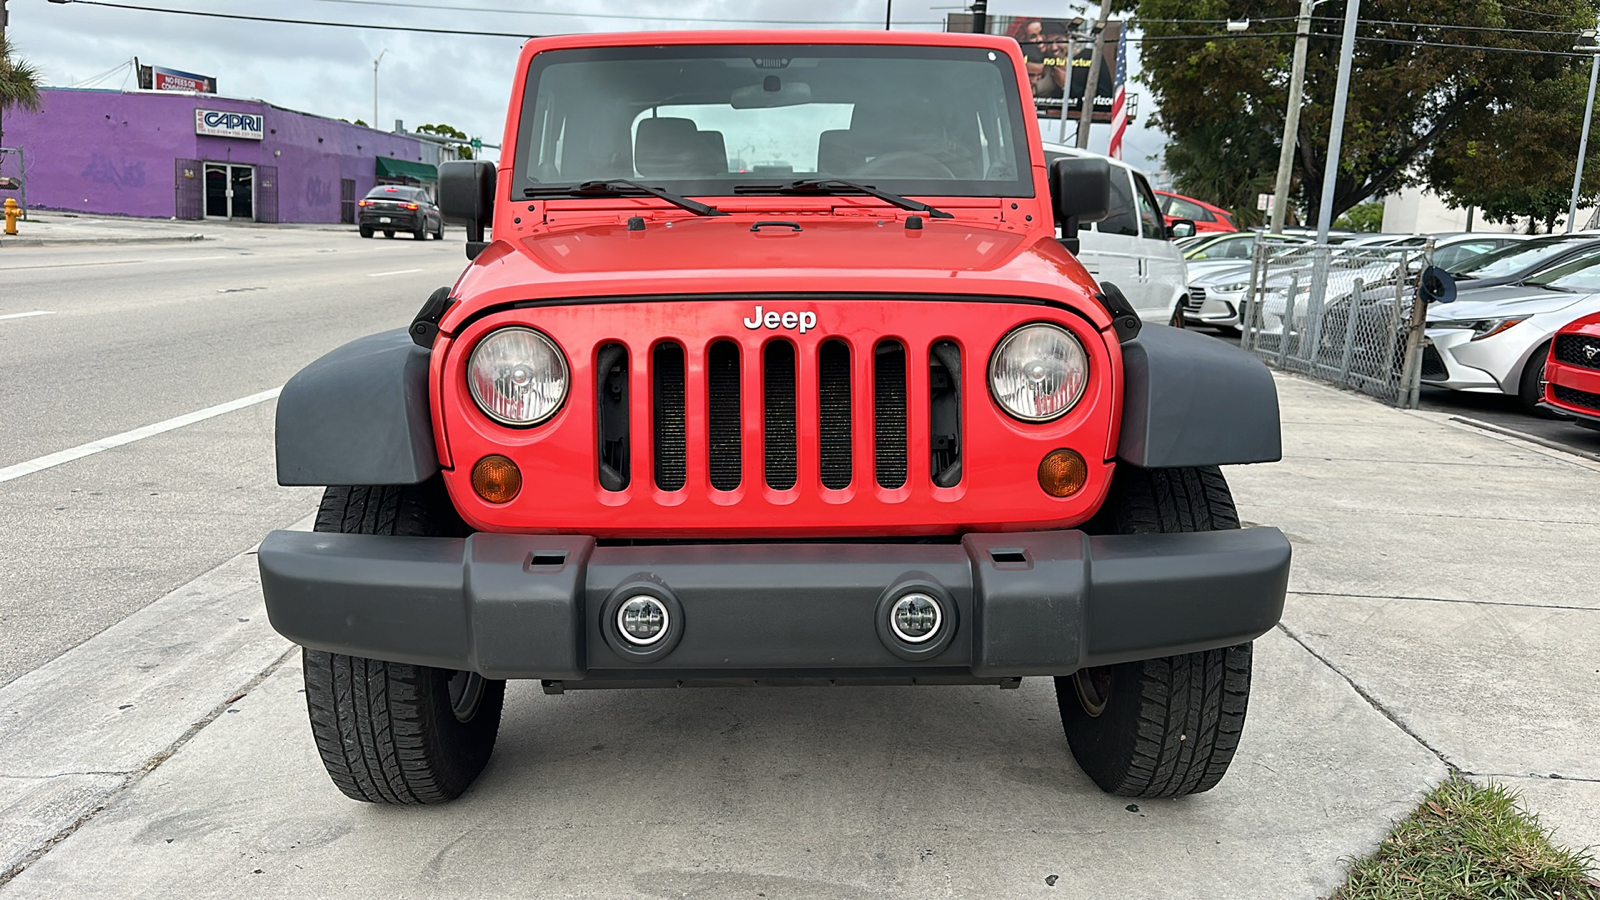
xmin=522 ymin=180 xmax=726 ymax=217
xmin=732 ymin=178 xmax=953 ymax=219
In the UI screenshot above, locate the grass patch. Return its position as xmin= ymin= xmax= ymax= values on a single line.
xmin=1335 ymin=774 xmax=1600 ymax=900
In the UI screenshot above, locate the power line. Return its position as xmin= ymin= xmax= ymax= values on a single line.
xmin=311 ymin=0 xmax=943 ymax=27
xmin=45 ymin=0 xmax=535 ymax=36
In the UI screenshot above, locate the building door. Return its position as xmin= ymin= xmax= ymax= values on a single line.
xmin=340 ymin=179 xmax=356 ymax=224
xmin=203 ymin=163 xmax=255 ymax=220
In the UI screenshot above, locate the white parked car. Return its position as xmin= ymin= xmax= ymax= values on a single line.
xmin=1042 ymin=142 xmax=1189 ymax=324
xmin=1422 ymin=252 xmax=1600 ymax=412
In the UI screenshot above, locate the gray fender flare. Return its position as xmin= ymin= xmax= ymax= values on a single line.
xmin=275 ymin=328 xmax=439 ymax=486
xmin=1117 ymin=325 xmax=1282 ymax=468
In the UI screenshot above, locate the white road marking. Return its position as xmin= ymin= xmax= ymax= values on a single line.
xmin=0 ymin=387 xmax=283 ymax=484
xmin=366 ymin=268 xmax=425 ymax=277
xmin=0 ymin=310 xmax=54 ymax=321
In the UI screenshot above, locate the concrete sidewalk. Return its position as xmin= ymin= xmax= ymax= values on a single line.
xmin=1 ymin=373 xmax=1595 ymax=897
xmin=0 ymin=211 xmax=351 ymax=247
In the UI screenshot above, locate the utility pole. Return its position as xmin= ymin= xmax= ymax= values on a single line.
xmin=971 ymin=0 xmax=986 ymax=34
xmin=884 ymin=0 xmax=891 ymax=30
xmin=1268 ymin=0 xmax=1314 ymax=235
xmin=1075 ymin=5 xmax=1110 ymax=149
xmin=1 ymin=0 xmax=9 ymax=44
xmin=1567 ymin=29 xmax=1600 ymax=233
xmin=372 ymin=49 xmax=387 ymax=128
xmin=1314 ymin=0 xmax=1360 ymax=241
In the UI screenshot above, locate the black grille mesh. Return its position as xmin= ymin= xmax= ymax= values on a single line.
xmin=1420 ymin=344 xmax=1448 ymax=381
xmin=1554 ymin=334 xmax=1600 ymax=371
xmin=763 ymin=342 xmax=798 ymax=490
xmin=653 ymin=343 xmax=686 ymax=491
xmin=874 ymin=341 xmax=908 ymax=489
xmin=1552 ymin=383 xmax=1600 ymax=412
xmin=818 ymin=340 xmax=853 ymax=490
xmin=707 ymin=341 xmax=742 ymax=491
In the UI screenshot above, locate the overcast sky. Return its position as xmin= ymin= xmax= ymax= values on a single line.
xmin=11 ymin=0 xmax=1168 ymax=176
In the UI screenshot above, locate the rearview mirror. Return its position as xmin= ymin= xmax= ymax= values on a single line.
xmin=439 ymin=159 xmax=496 ymax=257
xmin=731 ymin=77 xmax=813 ymax=109
xmin=1168 ymin=219 xmax=1196 ymax=239
xmin=1049 ymin=158 xmax=1111 ymax=255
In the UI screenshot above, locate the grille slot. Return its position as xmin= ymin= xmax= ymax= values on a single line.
xmin=1554 ymin=334 xmax=1600 ymax=370
xmin=929 ymin=341 xmax=961 ymax=487
xmin=1553 ymin=383 xmax=1600 ymax=412
xmin=596 ymin=343 xmax=629 ymax=490
xmin=707 ymin=340 xmax=742 ymax=491
xmin=818 ymin=340 xmax=853 ymax=489
xmin=1185 ymin=287 xmax=1206 ymax=311
xmin=874 ymin=341 xmax=908 ymax=489
xmin=763 ymin=341 xmax=798 ymax=490
xmin=1420 ymin=343 xmax=1448 ymax=381
xmin=653 ymin=343 xmax=686 ymax=491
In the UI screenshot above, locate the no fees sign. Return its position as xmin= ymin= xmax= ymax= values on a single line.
xmin=195 ymin=109 xmax=265 ymax=140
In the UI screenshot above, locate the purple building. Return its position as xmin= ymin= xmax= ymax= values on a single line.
xmin=3 ymin=88 xmax=451 ymax=223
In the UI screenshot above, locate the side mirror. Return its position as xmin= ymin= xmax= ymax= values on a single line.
xmin=1049 ymin=157 xmax=1111 ymax=255
xmin=439 ymin=160 xmax=497 ymax=257
xmin=1168 ymin=219 xmax=1196 ymax=239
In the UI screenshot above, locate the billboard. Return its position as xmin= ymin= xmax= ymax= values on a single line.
xmin=138 ymin=65 xmax=216 ymax=94
xmin=945 ymin=14 xmax=1122 ymax=122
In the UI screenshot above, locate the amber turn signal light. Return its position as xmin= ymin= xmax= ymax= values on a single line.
xmin=1038 ymin=449 xmax=1087 ymax=498
xmin=471 ymin=455 xmax=522 ymax=503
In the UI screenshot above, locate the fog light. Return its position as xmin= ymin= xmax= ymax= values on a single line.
xmin=471 ymin=455 xmax=522 ymax=503
xmin=889 ymin=593 xmax=942 ymax=643
xmin=1038 ymin=449 xmax=1087 ymax=498
xmin=617 ymin=596 xmax=669 ymax=646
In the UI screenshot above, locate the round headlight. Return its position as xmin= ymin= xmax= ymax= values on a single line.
xmin=989 ymin=323 xmax=1088 ymax=422
xmin=467 ymin=327 xmax=569 ymax=426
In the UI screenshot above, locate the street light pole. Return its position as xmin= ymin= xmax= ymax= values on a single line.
xmin=372 ymin=49 xmax=387 ymax=128
xmin=884 ymin=0 xmax=891 ymax=30
xmin=1567 ymin=36 xmax=1599 ymax=233
xmin=1076 ymin=5 xmax=1111 ymax=149
xmin=1314 ymin=0 xmax=1360 ymax=242
xmin=1268 ymin=0 xmax=1314 ymax=235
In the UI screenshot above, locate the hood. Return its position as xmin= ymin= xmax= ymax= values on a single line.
xmin=1191 ymin=263 xmax=1255 ymax=288
xmin=446 ymin=214 xmax=1105 ymax=324
xmin=1426 ymin=286 xmax=1592 ymax=323
xmin=1185 ymin=259 xmax=1250 ymax=281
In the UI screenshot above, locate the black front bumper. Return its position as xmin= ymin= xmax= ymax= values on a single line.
xmin=258 ymin=528 xmax=1291 ymax=683
xmin=359 ymin=211 xmax=420 ymax=230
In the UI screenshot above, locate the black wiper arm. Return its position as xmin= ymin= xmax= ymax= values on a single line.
xmin=732 ymin=178 xmax=953 ymax=219
xmin=522 ymin=180 xmax=726 ymax=216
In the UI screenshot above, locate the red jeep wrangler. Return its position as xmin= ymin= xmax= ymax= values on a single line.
xmin=259 ymin=30 xmax=1290 ymax=805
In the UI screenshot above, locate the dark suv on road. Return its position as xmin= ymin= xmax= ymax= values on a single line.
xmin=358 ymin=184 xmax=444 ymax=240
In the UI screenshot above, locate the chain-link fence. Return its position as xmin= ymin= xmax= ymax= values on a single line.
xmin=1238 ymin=240 xmax=1434 ymax=407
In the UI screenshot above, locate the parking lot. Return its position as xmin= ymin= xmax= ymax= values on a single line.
xmin=2 ymin=220 xmax=1596 ymax=897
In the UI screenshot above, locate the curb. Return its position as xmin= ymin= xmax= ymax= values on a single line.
xmin=0 ymin=234 xmax=207 ymax=247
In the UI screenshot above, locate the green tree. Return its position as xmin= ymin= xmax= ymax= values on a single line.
xmin=1133 ymin=0 xmax=1595 ymax=224
xmin=1333 ymin=200 xmax=1383 ymax=232
xmin=416 ymin=122 xmax=474 ymax=160
xmin=0 ymin=35 xmax=44 ymax=151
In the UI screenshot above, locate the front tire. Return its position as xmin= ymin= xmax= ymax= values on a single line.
xmin=302 ymin=482 xmax=505 ymax=804
xmin=1518 ymin=342 xmax=1557 ymax=417
xmin=1058 ymin=466 xmax=1253 ymax=798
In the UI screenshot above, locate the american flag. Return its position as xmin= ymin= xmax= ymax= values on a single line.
xmin=1107 ymin=32 xmax=1129 ymax=160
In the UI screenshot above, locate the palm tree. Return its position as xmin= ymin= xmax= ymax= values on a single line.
xmin=0 ymin=35 xmax=44 ymax=151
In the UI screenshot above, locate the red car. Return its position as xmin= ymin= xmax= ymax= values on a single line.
xmin=1155 ymin=190 xmax=1238 ymax=234
xmin=257 ymin=29 xmax=1290 ymax=805
xmin=1543 ymin=312 xmax=1600 ymax=429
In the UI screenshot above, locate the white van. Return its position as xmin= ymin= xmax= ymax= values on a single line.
xmin=1042 ymin=142 xmax=1190 ymax=325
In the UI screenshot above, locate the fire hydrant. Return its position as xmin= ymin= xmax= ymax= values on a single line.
xmin=2 ymin=198 xmax=19 ymax=236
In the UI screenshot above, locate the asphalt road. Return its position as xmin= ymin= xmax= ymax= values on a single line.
xmin=0 ymin=228 xmax=469 ymax=686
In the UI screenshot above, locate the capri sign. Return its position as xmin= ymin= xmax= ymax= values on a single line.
xmin=195 ymin=109 xmax=265 ymax=140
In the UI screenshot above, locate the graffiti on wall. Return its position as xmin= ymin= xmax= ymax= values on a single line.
xmin=304 ymin=175 xmax=335 ymax=209
xmin=80 ymin=154 xmax=148 ymax=191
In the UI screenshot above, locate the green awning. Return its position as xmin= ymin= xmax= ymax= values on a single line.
xmin=375 ymin=156 xmax=438 ymax=183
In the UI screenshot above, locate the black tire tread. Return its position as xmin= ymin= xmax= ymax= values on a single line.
xmin=1060 ymin=465 xmax=1253 ymax=799
xmin=302 ymin=481 xmax=497 ymax=804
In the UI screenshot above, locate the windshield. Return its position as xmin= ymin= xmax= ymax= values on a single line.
xmin=1523 ymin=245 xmax=1600 ymax=290
xmin=513 ymin=44 xmax=1031 ymax=199
xmin=1452 ymin=236 xmax=1590 ymax=278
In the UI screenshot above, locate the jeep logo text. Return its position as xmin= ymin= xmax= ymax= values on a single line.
xmin=743 ymin=305 xmax=817 ymax=334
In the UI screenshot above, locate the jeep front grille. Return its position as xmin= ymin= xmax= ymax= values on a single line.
xmin=611 ymin=336 xmax=954 ymax=494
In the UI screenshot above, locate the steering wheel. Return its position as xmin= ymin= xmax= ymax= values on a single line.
xmin=856 ymin=151 xmax=957 ymax=179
